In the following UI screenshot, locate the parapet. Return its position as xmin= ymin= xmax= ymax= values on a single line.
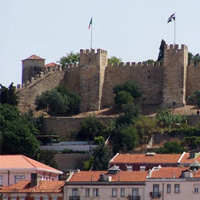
xmin=165 ymin=44 xmax=188 ymax=51
xmin=80 ymin=49 xmax=107 ymax=55
xmin=107 ymin=61 xmax=162 ymax=68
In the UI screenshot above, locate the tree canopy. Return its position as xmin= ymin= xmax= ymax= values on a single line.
xmin=108 ymin=56 xmax=122 ymax=65
xmin=0 ymin=104 xmax=40 ymax=158
xmin=188 ymin=90 xmax=200 ymax=108
xmin=59 ymin=51 xmax=80 ymax=67
xmin=35 ymin=86 xmax=81 ymax=116
xmin=0 ymin=82 xmax=19 ymax=106
xmin=157 ymin=39 xmax=166 ymax=62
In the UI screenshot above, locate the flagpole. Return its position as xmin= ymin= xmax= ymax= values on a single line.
xmin=91 ymin=21 xmax=93 ymax=49
xmin=174 ymin=16 xmax=176 ymax=45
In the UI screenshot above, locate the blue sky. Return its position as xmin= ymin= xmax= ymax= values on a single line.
xmin=1 ymin=0 xmax=200 ymax=86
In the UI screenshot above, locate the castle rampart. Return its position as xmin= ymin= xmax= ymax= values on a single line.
xmin=16 ymin=43 xmax=200 ymax=113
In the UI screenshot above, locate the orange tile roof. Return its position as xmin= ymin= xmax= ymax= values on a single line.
xmin=151 ymin=167 xmax=188 ymax=178
xmin=45 ymin=62 xmax=58 ymax=67
xmin=23 ymin=54 xmax=45 ymax=60
xmin=0 ymin=155 xmax=63 ymax=174
xmin=0 ymin=180 xmax=65 ymax=193
xmin=110 ymin=153 xmax=182 ymax=164
xmin=179 ymin=153 xmax=200 ymax=164
xmin=69 ymin=171 xmax=148 ymax=182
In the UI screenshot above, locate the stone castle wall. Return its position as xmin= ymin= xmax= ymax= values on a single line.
xmin=186 ymin=62 xmax=200 ymax=101
xmin=102 ymin=62 xmax=164 ymax=107
xmin=17 ymin=44 xmax=200 ymax=113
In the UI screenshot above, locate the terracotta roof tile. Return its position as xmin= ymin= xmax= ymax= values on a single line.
xmin=45 ymin=62 xmax=58 ymax=67
xmin=151 ymin=167 xmax=188 ymax=178
xmin=179 ymin=153 xmax=200 ymax=164
xmin=0 ymin=155 xmax=63 ymax=174
xmin=0 ymin=180 xmax=65 ymax=193
xmin=110 ymin=153 xmax=182 ymax=164
xmin=69 ymin=171 xmax=148 ymax=182
xmin=23 ymin=54 xmax=45 ymax=60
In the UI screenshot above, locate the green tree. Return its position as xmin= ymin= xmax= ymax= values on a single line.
xmin=188 ymin=90 xmax=200 ymax=108
xmin=0 ymin=82 xmax=19 ymax=106
xmin=115 ymin=102 xmax=140 ymax=126
xmin=134 ymin=116 xmax=157 ymax=144
xmin=156 ymin=141 xmax=185 ymax=154
xmin=39 ymin=150 xmax=58 ymax=168
xmin=59 ymin=51 xmax=80 ymax=67
xmin=157 ymin=39 xmax=166 ymax=62
xmin=35 ymin=86 xmax=80 ymax=116
xmin=0 ymin=104 xmax=40 ymax=158
xmin=188 ymin=52 xmax=200 ymax=65
xmin=111 ymin=125 xmax=139 ymax=154
xmin=108 ymin=56 xmax=122 ymax=65
xmin=113 ymin=81 xmax=141 ymax=107
xmin=181 ymin=136 xmax=200 ymax=149
xmin=77 ymin=116 xmax=106 ymax=141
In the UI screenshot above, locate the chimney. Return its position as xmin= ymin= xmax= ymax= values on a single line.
xmin=30 ymin=173 xmax=39 ymax=187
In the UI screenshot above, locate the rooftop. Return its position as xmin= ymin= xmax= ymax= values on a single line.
xmin=0 ymin=155 xmax=63 ymax=174
xmin=68 ymin=171 xmax=148 ymax=182
xmin=0 ymin=180 xmax=65 ymax=193
xmin=23 ymin=54 xmax=45 ymax=61
xmin=110 ymin=153 xmax=182 ymax=164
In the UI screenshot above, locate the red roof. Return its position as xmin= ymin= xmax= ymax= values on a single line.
xmin=0 ymin=180 xmax=65 ymax=193
xmin=45 ymin=62 xmax=58 ymax=67
xmin=69 ymin=171 xmax=148 ymax=182
xmin=0 ymin=155 xmax=63 ymax=174
xmin=110 ymin=153 xmax=182 ymax=164
xmin=23 ymin=54 xmax=45 ymax=60
xmin=151 ymin=167 xmax=188 ymax=178
xmin=179 ymin=153 xmax=200 ymax=164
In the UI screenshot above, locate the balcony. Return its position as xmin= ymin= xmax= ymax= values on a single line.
xmin=149 ymin=192 xmax=161 ymax=199
xmin=69 ymin=196 xmax=80 ymax=200
xmin=127 ymin=195 xmax=141 ymax=200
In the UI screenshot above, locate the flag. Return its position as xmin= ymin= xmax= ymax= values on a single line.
xmin=167 ymin=13 xmax=175 ymax=23
xmin=88 ymin=17 xmax=92 ymax=29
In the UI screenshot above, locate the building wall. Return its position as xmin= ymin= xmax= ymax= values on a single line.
xmin=0 ymin=170 xmax=59 ymax=186
xmin=145 ymin=179 xmax=200 ymax=200
xmin=64 ymin=184 xmax=145 ymax=200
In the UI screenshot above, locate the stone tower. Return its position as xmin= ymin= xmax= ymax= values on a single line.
xmin=79 ymin=49 xmax=107 ymax=112
xmin=22 ymin=55 xmax=45 ymax=84
xmin=163 ymin=44 xmax=188 ymax=107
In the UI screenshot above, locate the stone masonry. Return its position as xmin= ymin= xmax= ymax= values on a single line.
xmin=16 ymin=44 xmax=200 ymax=113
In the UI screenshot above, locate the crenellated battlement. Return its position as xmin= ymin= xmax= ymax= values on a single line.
xmin=65 ymin=63 xmax=80 ymax=69
xmin=16 ymin=65 xmax=63 ymax=90
xmin=107 ymin=61 xmax=162 ymax=68
xmin=164 ymin=44 xmax=188 ymax=53
xmin=80 ymin=49 xmax=107 ymax=56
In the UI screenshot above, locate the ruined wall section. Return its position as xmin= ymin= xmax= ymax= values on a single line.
xmin=186 ymin=62 xmax=200 ymax=101
xmin=16 ymin=65 xmax=80 ymax=113
xmin=102 ymin=62 xmax=164 ymax=107
xmin=163 ymin=44 xmax=188 ymax=107
xmin=79 ymin=49 xmax=107 ymax=112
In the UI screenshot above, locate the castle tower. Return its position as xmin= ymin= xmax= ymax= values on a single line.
xmin=163 ymin=44 xmax=188 ymax=107
xmin=22 ymin=55 xmax=45 ymax=84
xmin=79 ymin=49 xmax=107 ymax=112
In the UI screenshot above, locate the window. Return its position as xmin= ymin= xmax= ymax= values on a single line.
xmin=43 ymin=196 xmax=48 ymax=200
xmin=93 ymin=188 xmax=99 ymax=197
xmin=126 ymin=165 xmax=132 ymax=171
xmin=112 ymin=188 xmax=117 ymax=197
xmin=14 ymin=175 xmax=20 ymax=183
xmin=174 ymin=184 xmax=180 ymax=193
xmin=140 ymin=166 xmax=146 ymax=171
xmin=153 ymin=184 xmax=160 ymax=197
xmin=11 ymin=198 xmax=17 ymax=200
xmin=52 ymin=197 xmax=57 ymax=200
xmin=194 ymin=184 xmax=199 ymax=193
xmin=72 ymin=188 xmax=78 ymax=196
xmin=20 ymin=175 xmax=25 ymax=180
xmin=20 ymin=197 xmax=25 ymax=200
xmin=167 ymin=184 xmax=171 ymax=193
xmin=0 ymin=175 xmax=3 ymax=186
xmin=3 ymin=197 xmax=8 ymax=200
xmin=121 ymin=188 xmax=125 ymax=197
xmin=132 ymin=188 xmax=139 ymax=197
xmin=35 ymin=197 xmax=40 ymax=200
xmin=86 ymin=188 xmax=90 ymax=197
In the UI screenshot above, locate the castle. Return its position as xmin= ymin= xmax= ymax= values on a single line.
xmin=16 ymin=44 xmax=200 ymax=113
